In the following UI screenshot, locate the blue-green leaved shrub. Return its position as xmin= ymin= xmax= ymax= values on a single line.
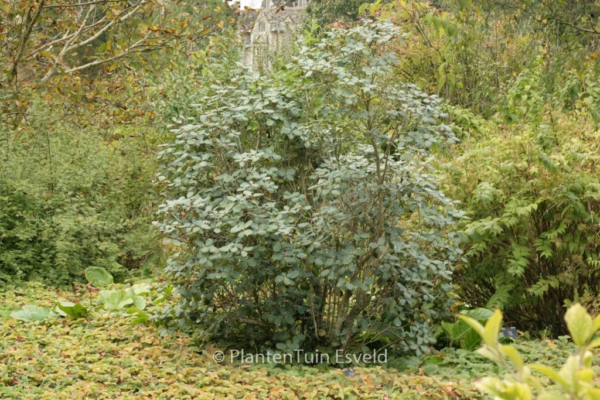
xmin=156 ymin=21 xmax=464 ymax=355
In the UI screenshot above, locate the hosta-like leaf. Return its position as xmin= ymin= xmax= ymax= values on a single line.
xmin=131 ymin=294 xmax=147 ymax=310
xmin=10 ymin=305 xmax=54 ymax=322
xmin=457 ymin=315 xmax=484 ymax=337
xmin=125 ymin=288 xmax=147 ymax=310
xmin=461 ymin=308 xmax=494 ymax=322
xmin=452 ymin=321 xmax=473 ymax=340
xmin=131 ymin=283 xmax=152 ymax=295
xmin=98 ymin=290 xmax=133 ymax=310
xmin=85 ymin=267 xmax=114 ymax=287
xmin=462 ymin=329 xmax=483 ymax=351
xmin=128 ymin=307 xmax=150 ymax=326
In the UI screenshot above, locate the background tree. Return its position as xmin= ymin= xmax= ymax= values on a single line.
xmin=0 ymin=0 xmax=237 ymax=286
xmin=307 ymin=0 xmax=392 ymax=27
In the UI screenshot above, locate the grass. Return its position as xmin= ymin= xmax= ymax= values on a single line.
xmin=0 ymin=281 xmax=596 ymax=399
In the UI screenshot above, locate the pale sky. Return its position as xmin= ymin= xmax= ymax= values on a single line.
xmin=236 ymin=0 xmax=262 ymax=8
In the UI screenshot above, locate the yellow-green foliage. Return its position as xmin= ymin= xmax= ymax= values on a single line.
xmin=364 ymin=0 xmax=600 ymax=118
xmin=6 ymin=284 xmax=600 ymax=399
xmin=440 ymin=104 xmax=600 ymax=336
xmin=0 ymin=282 xmax=481 ymax=399
xmin=0 ymin=96 xmax=162 ymax=286
xmin=461 ymin=304 xmax=600 ymax=399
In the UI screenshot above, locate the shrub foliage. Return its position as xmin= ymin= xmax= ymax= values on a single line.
xmin=442 ymin=84 xmax=600 ymax=335
xmin=157 ymin=21 xmax=463 ymax=354
xmin=463 ymin=303 xmax=600 ymax=399
xmin=0 ymin=98 xmax=160 ymax=286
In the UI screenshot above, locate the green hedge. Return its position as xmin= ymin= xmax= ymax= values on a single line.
xmin=0 ymin=99 xmax=161 ymax=286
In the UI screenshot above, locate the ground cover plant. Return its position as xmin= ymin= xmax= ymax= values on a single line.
xmin=461 ymin=304 xmax=600 ymax=399
xmin=1 ymin=281 xmax=484 ymax=400
xmin=6 ymin=281 xmax=600 ymax=399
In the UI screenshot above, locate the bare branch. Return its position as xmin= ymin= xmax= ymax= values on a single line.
xmin=40 ymin=1 xmax=155 ymax=82
xmin=41 ymin=4 xmax=96 ymax=82
xmin=26 ymin=15 xmax=108 ymax=58
xmin=9 ymin=0 xmax=46 ymax=85
xmin=552 ymin=17 xmax=599 ymax=35
xmin=67 ymin=1 xmax=146 ymax=52
xmin=61 ymin=36 xmax=162 ymax=75
xmin=43 ymin=0 xmax=128 ymax=9
xmin=29 ymin=1 xmax=148 ymax=60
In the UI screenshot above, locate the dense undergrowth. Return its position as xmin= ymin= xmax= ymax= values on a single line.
xmin=0 ymin=96 xmax=162 ymax=286
xmin=6 ymin=281 xmax=600 ymax=399
xmin=0 ymin=281 xmax=483 ymax=400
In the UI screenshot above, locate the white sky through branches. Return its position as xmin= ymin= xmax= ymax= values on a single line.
xmin=235 ymin=0 xmax=262 ymax=8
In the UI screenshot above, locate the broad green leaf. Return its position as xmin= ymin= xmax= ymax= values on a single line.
xmin=422 ymin=356 xmax=443 ymax=365
xmin=56 ymin=301 xmax=88 ymax=319
xmin=447 ymin=72 xmax=456 ymax=90
xmin=462 ymin=329 xmax=483 ymax=351
xmin=437 ymin=73 xmax=446 ymax=93
xmin=564 ymin=303 xmax=593 ymax=347
xmin=558 ymin=355 xmax=579 ymax=391
xmin=128 ymin=307 xmax=150 ymax=326
xmin=531 ymin=364 xmax=569 ymax=389
xmin=579 ymin=368 xmax=594 ymax=383
xmin=130 ymin=294 xmax=147 ymax=310
xmin=441 ymin=321 xmax=455 ymax=338
xmin=587 ymin=387 xmax=600 ymax=400
xmin=10 ymin=305 xmax=54 ymax=322
xmin=125 ymin=288 xmax=147 ymax=309
xmin=593 ymin=314 xmax=600 ymax=332
xmin=85 ymin=267 xmax=114 ymax=287
xmin=451 ymin=320 xmax=472 ymax=340
xmin=99 ymin=290 xmax=133 ymax=310
xmin=131 ymin=283 xmax=152 ymax=295
xmin=482 ymin=309 xmax=502 ymax=346
xmin=502 ymin=345 xmax=524 ymax=369
xmin=503 ymin=382 xmax=533 ymax=400
xmin=461 ymin=308 xmax=494 ymax=322
xmin=583 ymin=350 xmax=594 ymax=368
xmin=457 ymin=314 xmax=485 ymax=337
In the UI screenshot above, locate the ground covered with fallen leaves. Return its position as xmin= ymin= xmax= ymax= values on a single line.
xmin=0 ymin=281 xmax=593 ymax=399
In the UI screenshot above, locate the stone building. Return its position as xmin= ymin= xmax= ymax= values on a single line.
xmin=240 ymin=1 xmax=309 ymax=69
